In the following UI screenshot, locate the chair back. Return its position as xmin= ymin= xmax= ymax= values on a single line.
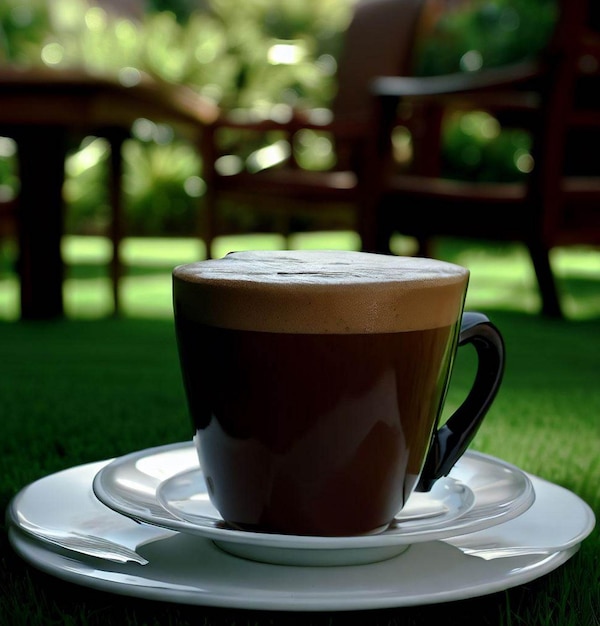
xmin=332 ymin=0 xmax=426 ymax=124
xmin=528 ymin=0 xmax=600 ymax=242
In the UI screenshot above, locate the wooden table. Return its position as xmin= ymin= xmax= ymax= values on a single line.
xmin=0 ymin=66 xmax=217 ymax=319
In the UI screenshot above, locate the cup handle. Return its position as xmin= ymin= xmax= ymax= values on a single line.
xmin=416 ymin=311 xmax=505 ymax=491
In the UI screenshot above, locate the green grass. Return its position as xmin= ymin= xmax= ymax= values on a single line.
xmin=0 ymin=233 xmax=599 ymax=626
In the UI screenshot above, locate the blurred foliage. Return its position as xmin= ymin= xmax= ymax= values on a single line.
xmin=441 ymin=110 xmax=534 ymax=182
xmin=415 ymin=0 xmax=556 ymax=75
xmin=0 ymin=0 xmax=51 ymax=64
xmin=0 ymin=0 xmax=558 ymax=236
xmin=413 ymin=0 xmax=557 ymax=183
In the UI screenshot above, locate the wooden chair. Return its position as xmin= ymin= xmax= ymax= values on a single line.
xmin=367 ymin=0 xmax=600 ymax=318
xmin=199 ymin=0 xmax=426 ymax=256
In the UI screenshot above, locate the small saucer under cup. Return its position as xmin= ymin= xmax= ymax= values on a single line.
xmin=156 ymin=468 xmax=474 ymax=565
xmin=92 ymin=442 xmax=536 ymax=567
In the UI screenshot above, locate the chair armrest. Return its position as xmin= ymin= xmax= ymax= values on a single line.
xmin=371 ymin=60 xmax=543 ymax=110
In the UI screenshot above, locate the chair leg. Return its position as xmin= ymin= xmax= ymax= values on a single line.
xmin=202 ymin=189 xmax=216 ymax=260
xmin=199 ymin=131 xmax=217 ymax=260
xmin=370 ymin=201 xmax=393 ymax=254
xmin=108 ymin=130 xmax=127 ymax=316
xmin=372 ymin=226 xmax=391 ymax=254
xmin=528 ymin=241 xmax=563 ymax=318
xmin=416 ymin=236 xmax=432 ymax=258
xmin=16 ymin=127 xmax=67 ymax=319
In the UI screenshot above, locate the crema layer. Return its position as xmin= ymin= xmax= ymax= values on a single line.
xmin=173 ymin=250 xmax=469 ymax=333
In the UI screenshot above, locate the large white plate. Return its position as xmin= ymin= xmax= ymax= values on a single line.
xmin=7 ymin=456 xmax=595 ymax=611
xmin=92 ymin=442 xmax=534 ymax=565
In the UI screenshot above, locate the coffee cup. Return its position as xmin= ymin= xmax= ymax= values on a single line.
xmin=173 ymin=250 xmax=504 ymax=537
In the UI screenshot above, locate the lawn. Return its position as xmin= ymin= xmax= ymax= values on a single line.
xmin=0 ymin=232 xmax=599 ymax=626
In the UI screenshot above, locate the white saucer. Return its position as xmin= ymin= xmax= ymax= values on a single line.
xmin=7 ymin=457 xmax=595 ymax=611
xmin=156 ymin=468 xmax=474 ymax=564
xmin=92 ymin=442 xmax=535 ymax=566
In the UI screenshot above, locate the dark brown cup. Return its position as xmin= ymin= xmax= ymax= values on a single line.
xmin=173 ymin=250 xmax=504 ymax=537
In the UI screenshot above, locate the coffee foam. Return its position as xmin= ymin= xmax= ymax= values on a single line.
xmin=173 ymin=250 xmax=469 ymax=333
